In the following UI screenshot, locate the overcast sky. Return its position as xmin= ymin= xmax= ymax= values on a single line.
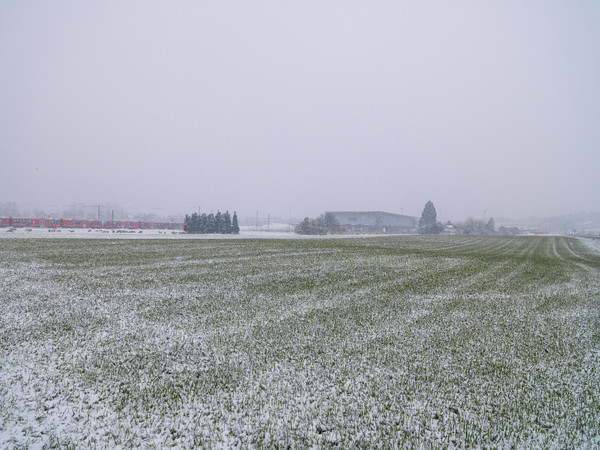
xmin=1 ymin=1 xmax=599 ymax=221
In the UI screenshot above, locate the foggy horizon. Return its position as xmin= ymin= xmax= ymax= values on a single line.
xmin=2 ymin=1 xmax=599 ymax=223
xmin=2 ymin=199 xmax=600 ymax=228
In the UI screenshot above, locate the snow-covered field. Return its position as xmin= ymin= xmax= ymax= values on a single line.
xmin=1 ymin=235 xmax=599 ymax=447
xmin=580 ymin=236 xmax=600 ymax=255
xmin=0 ymin=227 xmax=289 ymax=240
xmin=0 ymin=226 xmax=389 ymax=240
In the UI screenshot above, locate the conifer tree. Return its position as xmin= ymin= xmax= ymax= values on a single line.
xmin=190 ymin=213 xmax=199 ymax=233
xmin=206 ymin=213 xmax=216 ymax=233
xmin=215 ymin=211 xmax=224 ymax=234
xmin=199 ymin=214 xmax=208 ymax=233
xmin=223 ymin=211 xmax=232 ymax=234
xmin=232 ymin=211 xmax=240 ymax=234
xmin=185 ymin=209 xmax=239 ymax=234
xmin=418 ymin=201 xmax=443 ymax=234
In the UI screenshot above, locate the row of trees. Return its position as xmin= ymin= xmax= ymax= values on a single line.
xmin=184 ymin=211 xmax=239 ymax=234
xmin=453 ymin=217 xmax=496 ymax=235
xmin=419 ymin=201 xmax=505 ymax=235
xmin=420 ymin=200 xmax=524 ymax=235
xmin=295 ymin=213 xmax=343 ymax=235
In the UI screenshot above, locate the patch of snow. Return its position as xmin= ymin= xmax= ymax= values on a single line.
xmin=578 ymin=237 xmax=600 ymax=255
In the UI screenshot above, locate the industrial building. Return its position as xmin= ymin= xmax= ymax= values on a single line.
xmin=327 ymin=211 xmax=417 ymax=234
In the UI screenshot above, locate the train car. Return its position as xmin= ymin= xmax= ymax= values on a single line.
xmin=44 ymin=219 xmax=62 ymax=228
xmin=11 ymin=218 xmax=42 ymax=227
xmin=152 ymin=222 xmax=170 ymax=229
xmin=59 ymin=219 xmax=86 ymax=228
xmin=103 ymin=221 xmax=124 ymax=229
xmin=65 ymin=220 xmax=86 ymax=228
xmin=1 ymin=217 xmax=185 ymax=231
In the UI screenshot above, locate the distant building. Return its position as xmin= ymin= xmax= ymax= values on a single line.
xmin=327 ymin=211 xmax=417 ymax=234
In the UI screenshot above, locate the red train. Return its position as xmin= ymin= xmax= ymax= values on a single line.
xmin=0 ymin=217 xmax=183 ymax=230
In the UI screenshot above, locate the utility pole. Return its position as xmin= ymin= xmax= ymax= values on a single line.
xmin=256 ymin=211 xmax=259 ymax=229
xmin=97 ymin=205 xmax=100 ymax=221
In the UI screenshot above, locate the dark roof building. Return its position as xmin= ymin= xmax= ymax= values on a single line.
xmin=327 ymin=211 xmax=417 ymax=234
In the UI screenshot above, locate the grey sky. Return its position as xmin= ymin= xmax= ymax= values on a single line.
xmin=1 ymin=1 xmax=599 ymax=222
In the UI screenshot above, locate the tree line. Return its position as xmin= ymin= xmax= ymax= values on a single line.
xmin=295 ymin=213 xmax=343 ymax=235
xmin=184 ymin=211 xmax=239 ymax=234
xmin=419 ymin=200 xmax=520 ymax=235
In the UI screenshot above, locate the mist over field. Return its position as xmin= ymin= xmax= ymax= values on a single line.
xmin=1 ymin=1 xmax=599 ymax=221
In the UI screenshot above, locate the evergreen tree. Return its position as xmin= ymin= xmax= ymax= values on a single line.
xmin=190 ymin=213 xmax=199 ymax=233
xmin=215 ymin=211 xmax=224 ymax=234
xmin=418 ymin=201 xmax=443 ymax=234
xmin=206 ymin=213 xmax=216 ymax=233
xmin=232 ymin=211 xmax=240 ymax=234
xmin=223 ymin=211 xmax=232 ymax=234
xmin=199 ymin=213 xmax=208 ymax=233
xmin=185 ymin=209 xmax=239 ymax=234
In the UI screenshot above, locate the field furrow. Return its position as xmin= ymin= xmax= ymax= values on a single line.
xmin=1 ymin=235 xmax=599 ymax=448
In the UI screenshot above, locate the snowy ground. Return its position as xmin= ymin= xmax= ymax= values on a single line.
xmin=579 ymin=236 xmax=600 ymax=255
xmin=0 ymin=226 xmax=388 ymax=240
xmin=1 ymin=235 xmax=599 ymax=447
xmin=0 ymin=227 xmax=283 ymax=240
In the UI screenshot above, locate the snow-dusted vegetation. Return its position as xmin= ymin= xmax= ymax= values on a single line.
xmin=1 ymin=235 xmax=599 ymax=447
